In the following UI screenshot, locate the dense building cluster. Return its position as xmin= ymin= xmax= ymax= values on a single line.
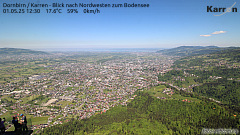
xmin=0 ymin=52 xmax=174 ymax=130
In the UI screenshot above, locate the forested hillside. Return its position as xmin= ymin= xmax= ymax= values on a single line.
xmin=158 ymin=48 xmax=240 ymax=109
xmin=39 ymin=92 xmax=240 ymax=135
xmin=157 ymin=46 xmax=224 ymax=56
xmin=0 ymin=48 xmax=48 ymax=55
xmin=173 ymin=48 xmax=240 ymax=69
xmin=193 ymin=80 xmax=240 ymax=106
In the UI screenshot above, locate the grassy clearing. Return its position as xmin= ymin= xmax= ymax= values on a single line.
xmin=0 ymin=81 xmax=6 ymax=83
xmin=171 ymin=94 xmax=202 ymax=102
xmin=0 ymin=111 xmax=14 ymax=121
xmin=38 ymin=97 xmax=51 ymax=106
xmin=6 ymin=126 xmax=15 ymax=131
xmin=27 ymin=116 xmax=49 ymax=125
xmin=146 ymin=85 xmax=202 ymax=103
xmin=0 ymin=109 xmax=26 ymax=121
xmin=21 ymin=95 xmax=40 ymax=104
xmin=21 ymin=95 xmax=50 ymax=106
xmin=1 ymin=95 xmax=16 ymax=103
xmin=67 ymin=87 xmax=73 ymax=90
xmin=17 ymin=110 xmax=25 ymax=115
xmin=147 ymin=85 xmax=168 ymax=98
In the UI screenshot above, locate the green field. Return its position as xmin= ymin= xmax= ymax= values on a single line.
xmin=30 ymin=116 xmax=49 ymax=125
xmin=146 ymin=85 xmax=202 ymax=102
xmin=21 ymin=95 xmax=41 ymax=104
xmin=0 ymin=111 xmax=14 ymax=121
xmin=171 ymin=93 xmax=202 ymax=102
xmin=147 ymin=85 xmax=168 ymax=98
xmin=1 ymin=95 xmax=16 ymax=103
xmin=0 ymin=109 xmax=26 ymax=122
xmin=6 ymin=115 xmax=49 ymax=126
xmin=6 ymin=126 xmax=15 ymax=131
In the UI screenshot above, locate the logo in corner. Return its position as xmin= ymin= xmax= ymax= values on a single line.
xmin=207 ymin=2 xmax=237 ymax=16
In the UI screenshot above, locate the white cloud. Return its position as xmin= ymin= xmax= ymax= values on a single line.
xmin=211 ymin=31 xmax=227 ymax=34
xmin=200 ymin=30 xmax=227 ymax=37
xmin=200 ymin=35 xmax=212 ymax=37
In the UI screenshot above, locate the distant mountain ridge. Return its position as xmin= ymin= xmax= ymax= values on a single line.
xmin=156 ymin=46 xmax=233 ymax=56
xmin=0 ymin=48 xmax=48 ymax=55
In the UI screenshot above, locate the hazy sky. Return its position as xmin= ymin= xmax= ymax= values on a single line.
xmin=0 ymin=0 xmax=240 ymax=49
